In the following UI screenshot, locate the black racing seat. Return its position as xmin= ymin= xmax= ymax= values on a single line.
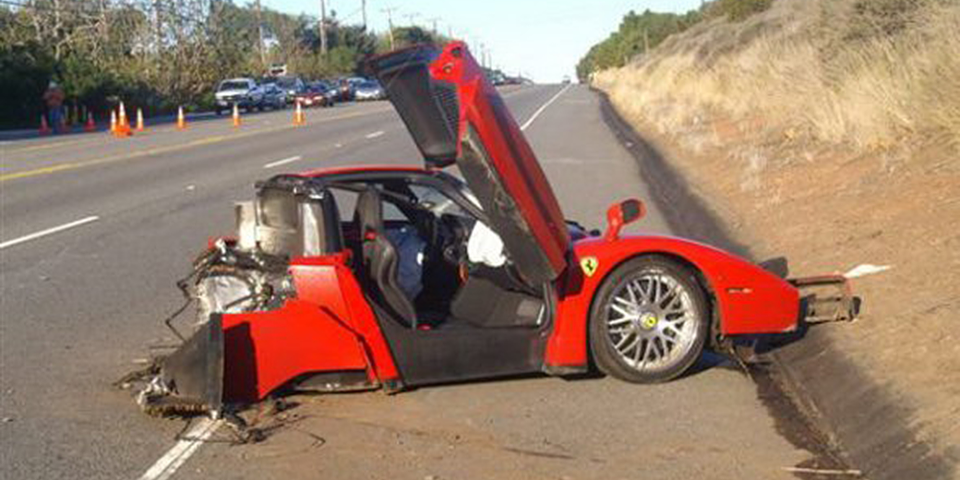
xmin=356 ymin=187 xmax=418 ymax=328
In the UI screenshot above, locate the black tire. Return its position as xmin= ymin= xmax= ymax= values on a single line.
xmin=588 ymin=255 xmax=709 ymax=383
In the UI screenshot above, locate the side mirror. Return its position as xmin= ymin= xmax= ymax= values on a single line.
xmin=605 ymin=199 xmax=645 ymax=241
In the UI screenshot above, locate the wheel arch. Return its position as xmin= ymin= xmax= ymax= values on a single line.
xmin=580 ymin=251 xmax=720 ymax=362
xmin=546 ymin=235 xmax=798 ymax=370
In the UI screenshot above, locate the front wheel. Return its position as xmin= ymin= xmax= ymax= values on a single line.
xmin=588 ymin=255 xmax=709 ymax=383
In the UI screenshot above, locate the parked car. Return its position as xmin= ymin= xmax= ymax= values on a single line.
xmin=214 ymin=78 xmax=264 ymax=115
xmin=274 ymin=76 xmax=305 ymax=103
xmin=128 ymin=42 xmax=857 ymax=416
xmin=335 ymin=77 xmax=355 ymax=101
xmin=294 ymin=83 xmax=336 ymax=108
xmin=260 ymin=83 xmax=288 ymax=110
xmin=354 ymin=80 xmax=386 ymax=101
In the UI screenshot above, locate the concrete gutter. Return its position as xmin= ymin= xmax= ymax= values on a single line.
xmin=594 ymin=89 xmax=956 ymax=480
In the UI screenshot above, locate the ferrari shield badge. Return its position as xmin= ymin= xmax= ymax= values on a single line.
xmin=580 ymin=256 xmax=599 ymax=277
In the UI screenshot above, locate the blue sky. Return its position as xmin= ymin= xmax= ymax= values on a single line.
xmin=259 ymin=0 xmax=704 ymax=82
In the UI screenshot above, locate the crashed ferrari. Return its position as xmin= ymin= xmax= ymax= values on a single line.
xmin=124 ymin=42 xmax=857 ymax=417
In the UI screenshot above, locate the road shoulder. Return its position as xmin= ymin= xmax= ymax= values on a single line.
xmin=594 ymin=88 xmax=957 ymax=480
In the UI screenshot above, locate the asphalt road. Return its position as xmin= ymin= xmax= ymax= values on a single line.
xmin=1 ymin=85 xmax=809 ymax=479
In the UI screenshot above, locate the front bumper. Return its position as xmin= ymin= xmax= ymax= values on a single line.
xmin=217 ymin=97 xmax=254 ymax=108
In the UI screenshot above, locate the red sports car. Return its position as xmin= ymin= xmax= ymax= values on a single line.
xmin=132 ymin=43 xmax=855 ymax=415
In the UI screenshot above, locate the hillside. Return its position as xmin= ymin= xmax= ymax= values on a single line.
xmin=590 ymin=0 xmax=959 ymax=475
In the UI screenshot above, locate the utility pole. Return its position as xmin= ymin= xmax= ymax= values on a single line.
xmin=319 ymin=0 xmax=328 ymax=55
xmin=381 ymin=6 xmax=398 ymax=50
xmin=361 ymin=0 xmax=367 ymax=30
xmin=255 ymin=0 xmax=266 ymax=70
xmin=153 ymin=0 xmax=162 ymax=54
xmin=427 ymin=17 xmax=439 ymax=37
xmin=404 ymin=12 xmax=419 ymax=27
xmin=447 ymin=25 xmax=453 ymax=40
xmin=643 ymin=27 xmax=649 ymax=53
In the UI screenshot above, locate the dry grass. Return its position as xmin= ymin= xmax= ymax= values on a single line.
xmin=592 ymin=0 xmax=960 ymax=457
xmin=594 ymin=0 xmax=960 ymax=152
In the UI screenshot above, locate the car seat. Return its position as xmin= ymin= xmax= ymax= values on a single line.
xmin=356 ymin=186 xmax=418 ymax=328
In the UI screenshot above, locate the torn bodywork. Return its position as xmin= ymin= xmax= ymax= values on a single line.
xmin=124 ymin=176 xmax=369 ymax=416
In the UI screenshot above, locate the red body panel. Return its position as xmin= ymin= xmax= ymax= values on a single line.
xmin=221 ymin=299 xmax=367 ymax=403
xmin=301 ymin=164 xmax=426 ymax=179
xmin=429 ymin=43 xmax=570 ymax=281
xmin=545 ymin=235 xmax=800 ymax=369
xmin=219 ymin=254 xmax=400 ymax=403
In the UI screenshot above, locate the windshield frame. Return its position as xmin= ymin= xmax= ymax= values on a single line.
xmin=219 ymin=80 xmax=252 ymax=91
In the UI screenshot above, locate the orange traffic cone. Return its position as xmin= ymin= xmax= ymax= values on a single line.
xmin=110 ymin=110 xmax=117 ymax=133
xmin=114 ymin=102 xmax=132 ymax=137
xmin=84 ymin=112 xmax=96 ymax=132
xmin=176 ymin=106 xmax=187 ymax=130
xmin=39 ymin=114 xmax=52 ymax=135
xmin=294 ymin=101 xmax=305 ymax=126
xmin=136 ymin=107 xmax=145 ymax=132
xmin=232 ymin=103 xmax=241 ymax=127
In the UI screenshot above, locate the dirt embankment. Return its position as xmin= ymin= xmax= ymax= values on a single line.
xmin=593 ymin=0 xmax=959 ymax=478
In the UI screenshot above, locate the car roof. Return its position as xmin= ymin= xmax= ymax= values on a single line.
xmin=301 ymin=165 xmax=427 ymax=178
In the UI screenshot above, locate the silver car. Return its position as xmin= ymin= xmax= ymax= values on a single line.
xmin=214 ymin=78 xmax=264 ymax=114
xmin=354 ymin=80 xmax=386 ymax=101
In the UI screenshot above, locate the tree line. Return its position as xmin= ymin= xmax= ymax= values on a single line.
xmin=0 ymin=0 xmax=445 ymax=128
xmin=576 ymin=0 xmax=773 ymax=82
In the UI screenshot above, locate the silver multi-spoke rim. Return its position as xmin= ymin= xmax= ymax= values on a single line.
xmin=605 ymin=270 xmax=698 ymax=373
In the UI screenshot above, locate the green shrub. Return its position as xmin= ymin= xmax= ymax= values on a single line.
xmin=576 ymin=8 xmax=703 ymax=81
xmin=707 ymin=0 xmax=774 ymax=21
xmin=845 ymin=0 xmax=930 ymax=40
xmin=0 ymin=42 xmax=55 ymax=128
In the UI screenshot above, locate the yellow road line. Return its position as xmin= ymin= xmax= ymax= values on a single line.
xmin=0 ymin=107 xmax=390 ymax=183
xmin=3 ymin=135 xmax=106 ymax=154
xmin=3 ymin=104 xmax=391 ymax=155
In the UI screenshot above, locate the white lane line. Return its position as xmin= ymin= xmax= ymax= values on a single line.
xmin=0 ymin=215 xmax=100 ymax=250
xmin=263 ymin=155 xmax=302 ymax=169
xmin=139 ymin=418 xmax=221 ymax=480
xmin=365 ymin=130 xmax=385 ymax=139
xmin=520 ymin=84 xmax=572 ymax=131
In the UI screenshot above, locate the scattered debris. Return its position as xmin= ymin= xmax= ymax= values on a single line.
xmin=781 ymin=466 xmax=863 ymax=476
xmin=843 ymin=264 xmax=891 ymax=279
